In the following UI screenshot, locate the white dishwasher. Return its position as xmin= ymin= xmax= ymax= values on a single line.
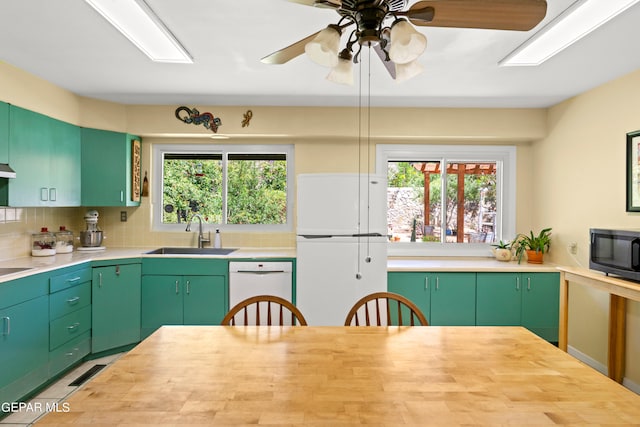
xmin=228 ymin=261 xmax=293 ymax=322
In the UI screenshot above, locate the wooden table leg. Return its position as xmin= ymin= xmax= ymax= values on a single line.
xmin=608 ymin=294 xmax=626 ymax=383
xmin=558 ymin=272 xmax=569 ymax=352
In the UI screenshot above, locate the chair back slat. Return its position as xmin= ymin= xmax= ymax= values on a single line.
xmin=344 ymin=292 xmax=428 ymax=326
xmin=222 ymin=295 xmax=308 ymax=326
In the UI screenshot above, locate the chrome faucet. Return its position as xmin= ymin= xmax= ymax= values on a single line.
xmin=185 ymin=214 xmax=210 ymax=248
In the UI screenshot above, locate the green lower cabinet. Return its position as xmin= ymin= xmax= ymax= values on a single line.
xmin=476 ymin=272 xmax=559 ymax=341
xmin=48 ymin=266 xmax=92 ymax=377
xmin=0 ymin=295 xmax=49 ymax=405
xmin=91 ymin=262 xmax=141 ymax=353
xmin=141 ymin=275 xmax=226 ymax=339
xmin=521 ymin=273 xmax=560 ymax=342
xmin=388 ymin=272 xmax=476 ymax=326
xmin=387 ymin=272 xmax=431 ymax=324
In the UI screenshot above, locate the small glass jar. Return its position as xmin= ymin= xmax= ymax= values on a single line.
xmin=55 ymin=226 xmax=74 ymax=254
xmin=32 ymin=227 xmax=56 ymax=257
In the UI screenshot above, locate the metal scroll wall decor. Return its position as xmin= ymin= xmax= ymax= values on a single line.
xmin=175 ymin=106 xmax=222 ymax=133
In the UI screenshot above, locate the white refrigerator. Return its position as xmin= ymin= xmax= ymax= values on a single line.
xmin=296 ymin=173 xmax=388 ymax=326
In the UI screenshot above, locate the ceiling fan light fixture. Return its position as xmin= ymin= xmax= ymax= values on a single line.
xmin=388 ymin=18 xmax=427 ymax=65
xmin=305 ymin=24 xmax=342 ymax=67
xmin=395 ymin=59 xmax=424 ymax=82
xmin=326 ymin=49 xmax=354 ymax=85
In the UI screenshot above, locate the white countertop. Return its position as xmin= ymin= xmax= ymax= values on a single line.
xmin=387 ymin=257 xmax=559 ymax=272
xmin=0 ymin=248 xmax=560 ymax=284
xmin=0 ymin=247 xmax=297 ymax=283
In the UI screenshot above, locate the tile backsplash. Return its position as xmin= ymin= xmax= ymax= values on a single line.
xmin=0 ymin=199 xmax=295 ymax=261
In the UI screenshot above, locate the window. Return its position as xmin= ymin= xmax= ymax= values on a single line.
xmin=377 ymin=145 xmax=515 ymax=256
xmin=152 ymin=144 xmax=294 ymax=231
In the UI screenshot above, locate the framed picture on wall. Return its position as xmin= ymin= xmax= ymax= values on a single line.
xmin=626 ymin=130 xmax=640 ymax=212
xmin=132 ymin=139 xmax=141 ymax=202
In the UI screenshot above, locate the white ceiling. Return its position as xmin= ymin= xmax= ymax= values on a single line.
xmin=2 ymin=0 xmax=640 ymax=108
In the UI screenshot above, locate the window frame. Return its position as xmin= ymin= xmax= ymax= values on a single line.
xmin=152 ymin=143 xmax=294 ymax=232
xmin=376 ymin=144 xmax=516 ymax=257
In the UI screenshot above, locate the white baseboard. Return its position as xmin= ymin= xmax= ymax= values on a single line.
xmin=568 ymin=345 xmax=640 ymax=395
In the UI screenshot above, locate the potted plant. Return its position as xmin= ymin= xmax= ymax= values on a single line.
xmin=492 ymin=240 xmax=512 ymax=262
xmin=513 ymin=228 xmax=552 ymax=264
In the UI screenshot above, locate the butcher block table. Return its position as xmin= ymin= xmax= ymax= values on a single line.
xmin=37 ymin=326 xmax=640 ymax=426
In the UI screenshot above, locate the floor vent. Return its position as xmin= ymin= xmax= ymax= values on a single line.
xmin=68 ymin=364 xmax=106 ymax=387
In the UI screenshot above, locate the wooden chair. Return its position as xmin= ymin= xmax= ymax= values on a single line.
xmin=344 ymin=292 xmax=428 ymax=326
xmin=221 ymin=295 xmax=308 ymax=326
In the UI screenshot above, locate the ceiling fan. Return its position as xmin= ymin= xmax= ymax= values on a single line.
xmin=261 ymin=0 xmax=548 ymax=83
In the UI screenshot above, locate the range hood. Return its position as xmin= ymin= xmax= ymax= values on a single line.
xmin=0 ymin=163 xmax=16 ymax=179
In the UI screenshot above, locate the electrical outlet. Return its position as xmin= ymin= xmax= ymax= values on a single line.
xmin=120 ymin=211 xmax=127 ymax=222
xmin=568 ymin=242 xmax=577 ymax=254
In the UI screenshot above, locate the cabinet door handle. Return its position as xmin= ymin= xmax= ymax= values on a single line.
xmin=424 ymin=276 xmax=429 ymax=290
xmin=49 ymin=188 xmax=57 ymax=202
xmin=115 ymin=265 xmax=120 ymax=276
xmin=67 ymin=322 xmax=80 ymax=332
xmin=435 ymin=276 xmax=439 ymax=291
xmin=99 ymin=272 xmax=103 ymax=288
xmin=120 ymin=190 xmax=124 ymax=202
xmin=40 ymin=187 xmax=49 ymax=201
xmin=516 ymin=276 xmax=520 ymax=291
xmin=175 ymin=280 xmax=180 ymax=294
xmin=185 ymin=280 xmax=190 ymax=295
xmin=2 ymin=316 xmax=9 ymax=336
xmin=67 ymin=296 xmax=80 ymax=305
xmin=527 ymin=277 xmax=531 ymax=291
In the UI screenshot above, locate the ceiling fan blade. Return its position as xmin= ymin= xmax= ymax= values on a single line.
xmin=261 ymin=31 xmax=320 ymax=65
xmin=398 ymin=5 xmax=435 ymax=25
xmin=408 ymin=0 xmax=547 ymax=31
xmin=373 ymin=43 xmax=396 ymax=79
xmin=286 ymin=0 xmax=341 ymax=8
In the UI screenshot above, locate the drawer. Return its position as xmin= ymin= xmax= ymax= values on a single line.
xmin=49 ymin=305 xmax=91 ymax=351
xmin=50 ymin=282 xmax=91 ymax=320
xmin=50 ymin=268 xmax=91 ymax=293
xmin=48 ymin=331 xmax=91 ymax=378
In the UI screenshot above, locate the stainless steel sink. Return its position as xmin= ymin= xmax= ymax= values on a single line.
xmin=145 ymin=247 xmax=238 ymax=255
xmin=0 ymin=267 xmax=33 ymax=276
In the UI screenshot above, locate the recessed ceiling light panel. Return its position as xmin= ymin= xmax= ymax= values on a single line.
xmin=500 ymin=0 xmax=640 ymax=66
xmin=85 ymin=0 xmax=192 ymax=63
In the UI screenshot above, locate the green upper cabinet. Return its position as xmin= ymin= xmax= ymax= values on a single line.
xmin=8 ymin=106 xmax=81 ymax=207
xmin=0 ymin=102 xmax=8 ymax=164
xmin=0 ymin=102 xmax=8 ymax=206
xmin=81 ymin=127 xmax=141 ymax=207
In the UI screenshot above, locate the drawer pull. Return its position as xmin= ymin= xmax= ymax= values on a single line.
xmin=67 ymin=276 xmax=81 ymax=284
xmin=67 ymin=322 xmax=80 ymax=332
xmin=2 ymin=316 xmax=9 ymax=336
xmin=67 ymin=296 xmax=81 ymax=305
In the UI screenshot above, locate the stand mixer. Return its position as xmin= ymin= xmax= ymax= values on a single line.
xmin=78 ymin=210 xmax=105 ymax=251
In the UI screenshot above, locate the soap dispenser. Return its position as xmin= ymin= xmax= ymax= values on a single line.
xmin=214 ymin=229 xmax=221 ymax=248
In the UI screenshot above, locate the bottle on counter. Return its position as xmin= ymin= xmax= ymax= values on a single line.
xmin=214 ymin=229 xmax=221 ymax=248
xmin=55 ymin=226 xmax=74 ymax=253
xmin=32 ymin=227 xmax=56 ymax=257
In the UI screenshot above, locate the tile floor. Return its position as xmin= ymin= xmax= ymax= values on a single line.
xmin=1 ymin=353 xmax=124 ymax=426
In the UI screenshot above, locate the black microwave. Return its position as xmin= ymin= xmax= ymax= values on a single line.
xmin=590 ymin=228 xmax=640 ymax=281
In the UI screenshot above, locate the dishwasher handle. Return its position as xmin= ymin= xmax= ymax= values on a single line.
xmin=234 ymin=270 xmax=287 ymax=274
